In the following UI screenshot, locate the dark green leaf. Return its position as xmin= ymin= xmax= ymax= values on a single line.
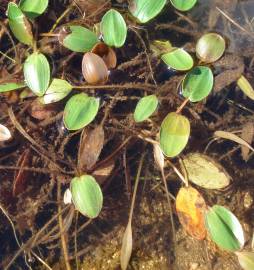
xmin=170 ymin=0 xmax=197 ymax=11
xmin=0 ymin=82 xmax=25 ymax=93
xmin=196 ymin=33 xmax=226 ymax=63
xmin=182 ymin=66 xmax=214 ymax=102
xmin=129 ymin=0 xmax=167 ymax=23
xmin=161 ymin=48 xmax=193 ymax=71
xmin=70 ymin=175 xmax=103 ymax=218
xmin=39 ymin=78 xmax=72 ymax=104
xmin=160 ymin=112 xmax=190 ymax=157
xmin=7 ymin=2 xmax=33 ymax=45
xmin=60 ymin=26 xmax=99 ymax=53
xmin=205 ymin=205 xmax=244 ymax=251
xmin=19 ymin=0 xmax=48 ymax=18
xmin=100 ymin=9 xmax=127 ymax=48
xmin=23 ymin=52 xmax=50 ymax=96
xmin=134 ymin=95 xmax=158 ymax=122
xmin=63 ymin=93 xmax=100 ymax=130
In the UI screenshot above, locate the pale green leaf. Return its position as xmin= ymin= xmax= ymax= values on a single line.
xmin=237 ymin=75 xmax=254 ymax=100
xmin=170 ymin=0 xmax=197 ymax=11
xmin=23 ymin=52 xmax=50 ymax=96
xmin=160 ymin=112 xmax=190 ymax=157
xmin=134 ymin=95 xmax=158 ymax=122
xmin=236 ymin=252 xmax=254 ymax=270
xmin=70 ymin=175 xmax=103 ymax=218
xmin=0 ymin=82 xmax=25 ymax=93
xmin=100 ymin=9 xmax=127 ymax=48
xmin=63 ymin=93 xmax=100 ymax=130
xmin=19 ymin=0 xmax=48 ymax=18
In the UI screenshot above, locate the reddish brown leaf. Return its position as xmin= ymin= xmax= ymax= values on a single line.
xmin=176 ymin=186 xmax=207 ymax=240
xmin=28 ymin=98 xmax=57 ymax=120
xmin=78 ymin=125 xmax=104 ymax=171
xmin=13 ymin=149 xmax=31 ymax=196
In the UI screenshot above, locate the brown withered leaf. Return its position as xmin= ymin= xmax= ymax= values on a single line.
xmin=92 ymin=159 xmax=115 ymax=185
xmin=78 ymin=125 xmax=105 ymax=171
xmin=241 ymin=122 xmax=254 ymax=161
xmin=13 ymin=149 xmax=31 ymax=196
xmin=176 ymin=186 xmax=207 ymax=240
xmin=28 ymin=98 xmax=57 ymax=120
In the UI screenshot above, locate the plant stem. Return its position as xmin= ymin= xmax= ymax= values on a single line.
xmin=176 ymin=97 xmax=189 ymax=114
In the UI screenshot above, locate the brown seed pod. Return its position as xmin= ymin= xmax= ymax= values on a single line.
xmin=82 ymin=52 xmax=108 ymax=85
xmin=91 ymin=42 xmax=117 ymax=69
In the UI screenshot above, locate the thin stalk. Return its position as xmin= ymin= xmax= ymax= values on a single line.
xmin=176 ymin=98 xmax=189 ymax=114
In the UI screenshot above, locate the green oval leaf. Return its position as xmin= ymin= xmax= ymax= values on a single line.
xmin=205 ymin=205 xmax=244 ymax=251
xmin=196 ymin=33 xmax=226 ymax=63
xmin=134 ymin=95 xmax=158 ymax=122
xmin=161 ymin=48 xmax=193 ymax=71
xmin=63 ymin=93 xmax=100 ymax=130
xmin=181 ymin=153 xmax=231 ymax=189
xmin=70 ymin=175 xmax=103 ymax=218
xmin=7 ymin=2 xmax=33 ymax=45
xmin=129 ymin=0 xmax=167 ymax=23
xmin=23 ymin=52 xmax=50 ymax=96
xmin=100 ymin=9 xmax=127 ymax=48
xmin=182 ymin=66 xmax=214 ymax=102
xmin=160 ymin=112 xmax=190 ymax=157
xmin=170 ymin=0 xmax=197 ymax=11
xmin=0 ymin=82 xmax=25 ymax=93
xmin=60 ymin=26 xmax=99 ymax=53
xmin=19 ymin=0 xmax=48 ymax=18
xmin=236 ymin=251 xmax=254 ymax=270
xmin=39 ymin=78 xmax=72 ymax=104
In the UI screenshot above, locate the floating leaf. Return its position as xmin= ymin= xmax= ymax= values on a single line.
xmin=182 ymin=66 xmax=214 ymax=102
xmin=237 ymin=75 xmax=254 ymax=100
xmin=0 ymin=124 xmax=12 ymax=142
xmin=23 ymin=52 xmax=50 ymax=96
xmin=215 ymin=130 xmax=254 ymax=153
xmin=170 ymin=0 xmax=197 ymax=11
xmin=160 ymin=112 xmax=190 ymax=157
xmin=59 ymin=26 xmax=98 ymax=53
xmin=120 ymin=221 xmax=133 ymax=270
xmin=129 ymin=0 xmax=167 ymax=23
xmin=7 ymin=2 xmax=33 ymax=45
xmin=236 ymin=252 xmax=254 ymax=270
xmin=19 ymin=0 xmax=48 ymax=18
xmin=205 ymin=205 xmax=244 ymax=251
xmin=39 ymin=78 xmax=72 ymax=104
xmin=241 ymin=122 xmax=254 ymax=161
xmin=161 ymin=48 xmax=193 ymax=71
xmin=176 ymin=186 xmax=207 ymax=240
xmin=134 ymin=95 xmax=158 ymax=122
xmin=78 ymin=125 xmax=105 ymax=171
xmin=70 ymin=175 xmax=103 ymax=218
xmin=100 ymin=9 xmax=127 ymax=48
xmin=63 ymin=93 xmax=100 ymax=130
xmin=196 ymin=33 xmax=226 ymax=63
xmin=13 ymin=149 xmax=31 ymax=196
xmin=0 ymin=82 xmax=25 ymax=93
xmin=181 ymin=153 xmax=230 ymax=189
